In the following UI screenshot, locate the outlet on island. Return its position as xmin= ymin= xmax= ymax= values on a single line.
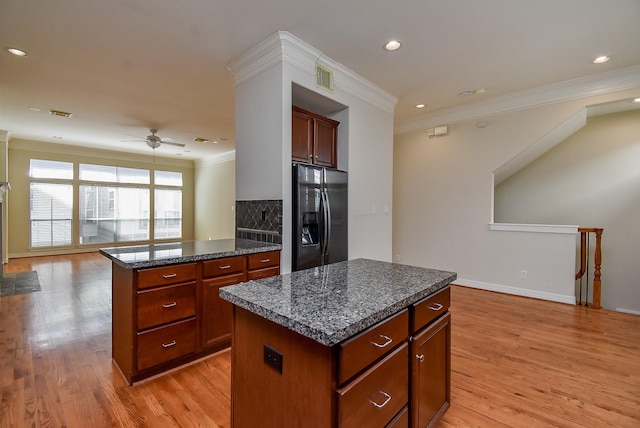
xmin=264 ymin=344 xmax=283 ymax=374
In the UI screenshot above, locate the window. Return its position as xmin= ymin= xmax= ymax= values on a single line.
xmin=29 ymin=159 xmax=74 ymax=247
xmin=79 ymin=164 xmax=150 ymax=184
xmin=154 ymin=188 xmax=182 ymax=239
xmin=155 ymin=170 xmax=183 ymax=186
xmin=30 ymin=159 xmax=73 ymax=180
xmin=79 ymin=185 xmax=149 ymax=244
xmin=29 ymin=160 xmax=183 ymax=247
xmin=79 ymin=164 xmax=151 ymax=244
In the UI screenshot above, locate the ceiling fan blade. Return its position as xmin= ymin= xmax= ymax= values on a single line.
xmin=161 ymin=141 xmax=186 ymax=147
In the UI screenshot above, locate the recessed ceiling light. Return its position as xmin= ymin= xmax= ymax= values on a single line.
xmin=52 ymin=136 xmax=63 ymax=139
xmin=592 ymin=55 xmax=610 ymax=64
xmin=633 ymin=97 xmax=640 ymax=103
xmin=28 ymin=107 xmax=41 ymax=112
xmin=384 ymin=40 xmax=401 ymax=51
xmin=415 ymin=104 xmax=426 ymax=109
xmin=5 ymin=47 xmax=27 ymax=57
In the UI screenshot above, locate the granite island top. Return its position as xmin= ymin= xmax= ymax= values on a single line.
xmin=99 ymin=238 xmax=281 ymax=269
xmin=219 ymin=258 xmax=456 ymax=346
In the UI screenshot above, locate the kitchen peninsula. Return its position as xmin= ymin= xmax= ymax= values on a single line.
xmin=100 ymin=239 xmax=281 ymax=385
xmin=220 ymin=258 xmax=457 ymax=428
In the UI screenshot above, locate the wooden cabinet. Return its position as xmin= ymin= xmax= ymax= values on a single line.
xmin=411 ymin=313 xmax=451 ymax=428
xmin=202 ymin=256 xmax=246 ymax=350
xmin=247 ymin=251 xmax=280 ymax=280
xmin=337 ymin=343 xmax=409 ymax=428
xmin=230 ymin=287 xmax=451 ymax=427
xmin=410 ymin=286 xmax=451 ymax=428
xmin=111 ymin=251 xmax=280 ymax=385
xmin=292 ymin=106 xmax=339 ymax=168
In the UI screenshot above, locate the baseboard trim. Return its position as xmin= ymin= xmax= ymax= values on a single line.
xmin=615 ymin=308 xmax=640 ymax=316
xmin=454 ymin=278 xmax=576 ymax=305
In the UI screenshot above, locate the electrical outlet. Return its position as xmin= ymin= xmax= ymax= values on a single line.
xmin=520 ymin=270 xmax=528 ymax=279
xmin=264 ymin=344 xmax=283 ymax=374
xmin=396 ymin=254 xmax=401 ymax=262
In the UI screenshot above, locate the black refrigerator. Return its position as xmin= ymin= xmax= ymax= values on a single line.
xmin=292 ymin=163 xmax=348 ymax=271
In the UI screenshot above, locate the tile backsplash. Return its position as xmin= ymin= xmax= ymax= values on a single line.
xmin=236 ymin=199 xmax=283 ymax=244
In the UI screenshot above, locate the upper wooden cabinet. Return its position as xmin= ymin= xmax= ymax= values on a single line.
xmin=292 ymin=106 xmax=339 ymax=168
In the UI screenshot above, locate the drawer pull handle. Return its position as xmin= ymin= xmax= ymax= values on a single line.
xmin=369 ymin=391 xmax=392 ymax=408
xmin=162 ymin=273 xmax=177 ymax=279
xmin=416 ymin=354 xmax=425 ymax=362
xmin=371 ymin=335 xmax=393 ymax=348
xmin=219 ymin=265 xmax=232 ymax=270
xmin=162 ymin=340 xmax=177 ymax=348
xmin=428 ymin=303 xmax=443 ymax=311
xmin=260 ymin=258 xmax=270 ymax=263
xmin=162 ymin=302 xmax=177 ymax=309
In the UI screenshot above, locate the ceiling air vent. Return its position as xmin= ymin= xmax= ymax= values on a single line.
xmin=316 ymin=63 xmax=334 ymax=92
xmin=48 ymin=109 xmax=72 ymax=118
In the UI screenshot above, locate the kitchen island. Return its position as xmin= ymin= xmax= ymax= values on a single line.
xmin=220 ymin=258 xmax=456 ymax=428
xmin=100 ymin=239 xmax=281 ymax=384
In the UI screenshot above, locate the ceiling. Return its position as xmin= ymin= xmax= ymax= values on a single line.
xmin=1 ymin=0 xmax=639 ymax=161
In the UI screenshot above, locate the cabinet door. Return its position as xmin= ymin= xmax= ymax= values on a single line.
xmin=292 ymin=108 xmax=314 ymax=163
xmin=313 ymin=117 xmax=337 ymax=167
xmin=411 ymin=312 xmax=451 ymax=428
xmin=202 ymin=273 xmax=244 ymax=349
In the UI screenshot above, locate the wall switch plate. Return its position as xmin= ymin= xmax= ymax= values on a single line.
xmin=520 ymin=270 xmax=528 ymax=279
xmin=264 ymin=344 xmax=283 ymax=374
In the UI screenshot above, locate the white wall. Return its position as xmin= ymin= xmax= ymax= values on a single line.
xmin=194 ymin=156 xmax=236 ymax=240
xmin=230 ymin=32 xmax=397 ymax=273
xmin=393 ymin=88 xmax=640 ymax=305
xmin=495 ymin=109 xmax=640 ymax=312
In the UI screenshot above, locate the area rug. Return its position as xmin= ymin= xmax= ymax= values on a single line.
xmin=0 ymin=271 xmax=41 ymax=296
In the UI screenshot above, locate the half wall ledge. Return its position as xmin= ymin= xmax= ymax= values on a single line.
xmin=489 ymin=223 xmax=578 ymax=234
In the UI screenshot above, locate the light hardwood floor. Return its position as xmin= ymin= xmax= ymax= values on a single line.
xmin=1 ymin=253 xmax=638 ymax=427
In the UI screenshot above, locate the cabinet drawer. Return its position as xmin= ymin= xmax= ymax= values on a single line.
xmin=137 ymin=282 xmax=196 ymax=330
xmin=338 ymin=309 xmax=409 ymax=385
xmin=412 ymin=286 xmax=450 ymax=333
xmin=247 ymin=251 xmax=280 ymax=271
xmin=247 ymin=266 xmax=280 ymax=281
xmin=203 ymin=256 xmax=245 ymax=279
xmin=137 ymin=318 xmax=196 ymax=371
xmin=337 ymin=343 xmax=408 ymax=428
xmin=137 ymin=263 xmax=197 ymax=290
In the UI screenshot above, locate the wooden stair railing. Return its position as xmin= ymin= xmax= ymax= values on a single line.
xmin=575 ymin=227 xmax=603 ymax=308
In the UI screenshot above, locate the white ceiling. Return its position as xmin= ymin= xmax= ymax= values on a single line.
xmin=1 ymin=0 xmax=639 ymax=161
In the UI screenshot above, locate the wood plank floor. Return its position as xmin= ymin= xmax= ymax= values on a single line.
xmin=0 ymin=253 xmax=638 ymax=427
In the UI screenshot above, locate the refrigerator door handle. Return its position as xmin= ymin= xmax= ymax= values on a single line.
xmin=324 ymin=188 xmax=332 ymax=259
xmin=320 ymin=190 xmax=329 ymax=259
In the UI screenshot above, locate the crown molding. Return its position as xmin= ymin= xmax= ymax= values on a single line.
xmin=396 ymin=65 xmax=640 ymax=134
xmin=9 ymin=138 xmax=195 ymax=168
xmin=228 ymin=31 xmax=397 ymax=114
xmin=195 ymin=150 xmax=236 ymax=168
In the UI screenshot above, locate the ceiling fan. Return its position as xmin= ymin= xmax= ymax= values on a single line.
xmin=126 ymin=129 xmax=186 ymax=149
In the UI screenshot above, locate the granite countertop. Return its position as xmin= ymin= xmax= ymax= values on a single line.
xmin=219 ymin=258 xmax=456 ymax=346
xmin=99 ymin=238 xmax=281 ymax=269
